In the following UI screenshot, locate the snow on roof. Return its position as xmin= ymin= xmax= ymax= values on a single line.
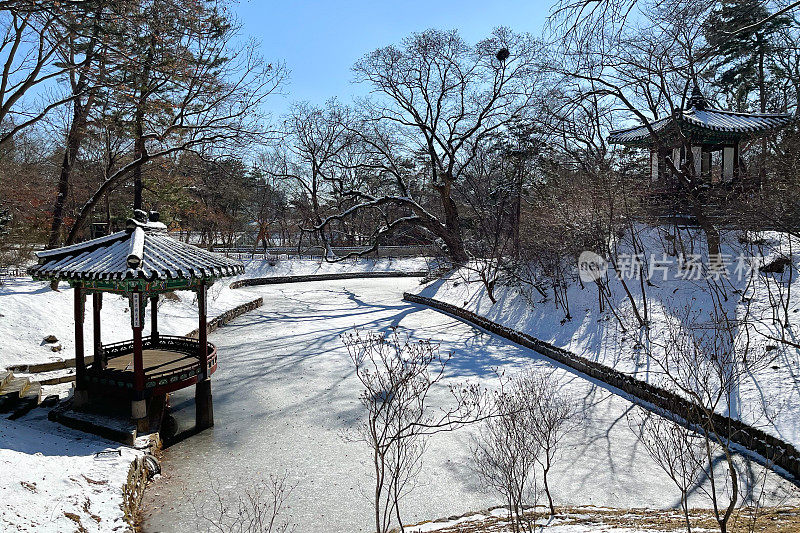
xmin=608 ymin=107 xmax=793 ymax=145
xmin=29 ymin=218 xmax=244 ymax=282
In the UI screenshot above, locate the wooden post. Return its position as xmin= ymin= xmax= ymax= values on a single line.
xmin=198 ymin=282 xmax=208 ymax=379
xmin=150 ymin=295 xmax=159 ymax=344
xmin=73 ymin=284 xmax=89 ymax=407
xmin=195 ymin=281 xmax=213 ymax=429
xmin=92 ymin=292 xmax=104 ymax=369
xmin=132 ymin=292 xmax=145 ymax=392
xmin=723 ymin=145 xmax=735 ymax=181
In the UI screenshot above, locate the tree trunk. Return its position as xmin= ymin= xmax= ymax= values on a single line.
xmin=133 ymin=37 xmax=155 ymax=212
xmin=48 ymin=115 xmax=83 ymax=248
xmin=436 ymin=181 xmax=468 ymax=264
xmin=48 ymin=89 xmax=96 ymax=247
xmin=46 ymin=8 xmax=103 ymax=248
xmin=133 ymin=132 xmax=145 ymax=211
xmin=543 ymin=463 xmax=555 ymax=516
xmin=758 ymin=32 xmax=767 ymax=184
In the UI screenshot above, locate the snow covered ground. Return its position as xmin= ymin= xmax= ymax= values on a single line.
xmin=142 ymin=278 xmax=800 ymax=533
xmin=0 ymin=409 xmax=141 ymax=532
xmin=4 ymin=251 xmax=800 ymax=532
xmin=417 ymin=229 xmax=800 ymax=449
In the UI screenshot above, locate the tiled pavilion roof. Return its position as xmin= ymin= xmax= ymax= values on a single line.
xmin=29 ymin=213 xmax=243 ymax=286
xmin=608 ymin=87 xmax=793 ymax=146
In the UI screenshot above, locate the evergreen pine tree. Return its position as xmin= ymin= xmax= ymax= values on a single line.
xmin=703 ymin=0 xmax=791 ymax=111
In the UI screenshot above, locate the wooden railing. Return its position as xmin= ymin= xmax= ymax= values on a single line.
xmin=86 ymin=335 xmax=217 ymax=395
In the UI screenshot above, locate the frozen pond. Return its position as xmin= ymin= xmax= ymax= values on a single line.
xmin=142 ymin=278 xmax=799 ymax=532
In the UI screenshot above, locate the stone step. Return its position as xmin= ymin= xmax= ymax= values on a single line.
xmin=8 ymin=383 xmax=42 ymax=420
xmin=7 ymin=356 xmax=95 ymax=374
xmin=21 ymin=381 xmax=42 ymax=402
xmin=0 ymin=376 xmax=30 ymax=413
xmin=15 ymin=368 xmax=76 ymax=386
xmin=0 ymin=375 xmax=44 ymax=415
xmin=0 ymin=376 xmax=32 ymax=398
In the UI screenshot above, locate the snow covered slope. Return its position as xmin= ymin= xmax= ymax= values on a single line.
xmin=413 ymin=229 xmax=800 ymax=448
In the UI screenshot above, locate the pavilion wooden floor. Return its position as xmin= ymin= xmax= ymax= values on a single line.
xmin=105 ymin=349 xmax=197 ymax=374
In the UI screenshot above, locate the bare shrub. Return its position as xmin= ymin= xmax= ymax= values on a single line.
xmin=523 ymin=370 xmax=577 ymax=516
xmin=628 ymin=410 xmax=704 ymax=532
xmin=192 ymin=473 xmax=296 ymax=533
xmin=471 ymin=388 xmax=539 ymax=532
xmin=471 ymin=367 xmax=576 ymax=531
xmin=342 ymin=327 xmax=493 ymax=533
xmin=642 ymin=294 xmax=770 ymax=533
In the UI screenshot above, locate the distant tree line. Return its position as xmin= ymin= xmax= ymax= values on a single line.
xmin=0 ymin=0 xmax=798 ymax=270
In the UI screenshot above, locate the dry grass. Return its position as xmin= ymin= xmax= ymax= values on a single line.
xmin=63 ymin=511 xmax=88 ymax=533
xmin=406 ymin=505 xmax=800 ymax=532
xmin=83 ymin=498 xmax=102 ymax=524
xmin=121 ymin=458 xmax=148 ymax=532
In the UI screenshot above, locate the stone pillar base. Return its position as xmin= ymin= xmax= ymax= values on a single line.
xmin=72 ymin=389 xmax=89 ymax=408
xmin=131 ymin=399 xmax=147 ymax=419
xmin=132 ymin=399 xmax=149 ymax=433
xmin=195 ymin=379 xmax=214 ymax=430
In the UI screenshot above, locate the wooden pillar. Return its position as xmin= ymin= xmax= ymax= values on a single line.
xmin=73 ymin=284 xmax=89 ymax=407
xmin=691 ymin=145 xmax=702 ymax=177
xmin=131 ymin=292 xmax=145 ymax=392
xmin=131 ymin=291 xmax=147 ymax=424
xmin=92 ymin=292 xmax=104 ymax=370
xmin=723 ymin=145 xmax=735 ymax=181
xmin=195 ymin=281 xmax=213 ymax=429
xmin=672 ymin=147 xmax=681 ymax=174
xmin=198 ymin=282 xmax=208 ymax=379
xmin=649 ymin=149 xmax=659 ymax=181
xmin=150 ymin=295 xmax=159 ymax=344
xmin=195 ymin=378 xmax=214 ymax=429
xmin=74 ymin=285 xmax=85 ymax=380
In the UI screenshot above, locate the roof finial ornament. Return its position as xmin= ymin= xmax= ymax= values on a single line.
xmin=689 ymin=84 xmax=707 ymax=110
xmin=133 ymin=209 xmax=148 ymax=223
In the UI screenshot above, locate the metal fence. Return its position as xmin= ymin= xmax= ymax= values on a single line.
xmin=216 ymin=245 xmax=438 ymax=260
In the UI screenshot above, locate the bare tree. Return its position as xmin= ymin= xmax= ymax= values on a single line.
xmin=0 ymin=3 xmax=84 ymax=147
xmin=316 ymin=28 xmax=543 ymax=264
xmin=342 ymin=327 xmax=493 ymax=533
xmin=263 ymin=100 xmax=354 ymax=256
xmin=457 ymin=139 xmax=516 ymax=304
xmin=62 ymin=2 xmax=287 ymax=244
xmin=548 ymin=0 xmax=800 ymax=48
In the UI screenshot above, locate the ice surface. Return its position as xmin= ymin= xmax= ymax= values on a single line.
xmin=142 ymin=279 xmax=800 ymax=533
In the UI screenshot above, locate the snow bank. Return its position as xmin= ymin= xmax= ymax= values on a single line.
xmin=0 ymin=410 xmax=140 ymax=532
xmin=414 ymin=228 xmax=800 ymax=448
xmin=237 ymin=256 xmax=432 ymax=278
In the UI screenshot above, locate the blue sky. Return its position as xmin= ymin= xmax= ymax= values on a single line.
xmin=234 ymin=0 xmax=551 ymax=117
